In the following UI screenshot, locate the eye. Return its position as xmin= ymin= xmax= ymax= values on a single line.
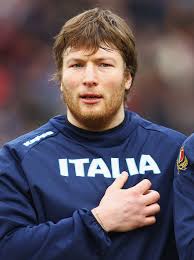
xmin=70 ymin=64 xmax=83 ymax=68
xmin=99 ymin=63 xmax=113 ymax=67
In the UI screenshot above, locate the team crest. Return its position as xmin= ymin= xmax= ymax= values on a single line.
xmin=177 ymin=147 xmax=188 ymax=172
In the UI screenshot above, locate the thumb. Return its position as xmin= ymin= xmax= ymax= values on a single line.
xmin=109 ymin=171 xmax=128 ymax=190
xmin=132 ymin=179 xmax=152 ymax=194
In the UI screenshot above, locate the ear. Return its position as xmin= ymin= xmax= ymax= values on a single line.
xmin=124 ymin=73 xmax=133 ymax=91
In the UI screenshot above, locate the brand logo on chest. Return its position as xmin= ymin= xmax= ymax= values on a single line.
xmin=58 ymin=155 xmax=161 ymax=178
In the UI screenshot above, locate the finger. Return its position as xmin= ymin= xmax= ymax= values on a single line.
xmin=144 ymin=189 xmax=152 ymax=195
xmin=131 ymin=179 xmax=152 ymax=194
xmin=144 ymin=203 xmax=160 ymax=216
xmin=143 ymin=190 xmax=160 ymax=205
xmin=109 ymin=171 xmax=128 ymax=190
xmin=143 ymin=216 xmax=157 ymax=226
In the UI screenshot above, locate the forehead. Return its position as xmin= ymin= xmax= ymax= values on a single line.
xmin=63 ymin=46 xmax=123 ymax=61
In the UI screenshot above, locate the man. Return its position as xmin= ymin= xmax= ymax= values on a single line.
xmin=174 ymin=133 xmax=194 ymax=260
xmin=0 ymin=8 xmax=186 ymax=259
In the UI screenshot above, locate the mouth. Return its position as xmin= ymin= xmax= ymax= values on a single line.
xmin=79 ymin=93 xmax=103 ymax=104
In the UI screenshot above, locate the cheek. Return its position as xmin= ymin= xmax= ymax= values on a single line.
xmin=62 ymin=74 xmax=79 ymax=89
xmin=103 ymin=75 xmax=124 ymax=91
xmin=104 ymin=70 xmax=124 ymax=83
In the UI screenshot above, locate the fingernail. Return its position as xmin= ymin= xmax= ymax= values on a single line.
xmin=122 ymin=171 xmax=128 ymax=176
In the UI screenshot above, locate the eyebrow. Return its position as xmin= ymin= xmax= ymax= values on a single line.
xmin=65 ymin=57 xmax=116 ymax=65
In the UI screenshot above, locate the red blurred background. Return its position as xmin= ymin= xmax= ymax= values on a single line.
xmin=0 ymin=0 xmax=194 ymax=146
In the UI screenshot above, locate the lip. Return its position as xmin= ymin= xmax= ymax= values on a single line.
xmin=80 ymin=93 xmax=103 ymax=104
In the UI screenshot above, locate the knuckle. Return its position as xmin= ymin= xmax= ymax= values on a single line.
xmin=155 ymin=191 xmax=160 ymax=199
xmin=129 ymin=188 xmax=139 ymax=197
xmin=151 ymin=216 xmax=156 ymax=224
xmin=156 ymin=204 xmax=160 ymax=212
xmin=152 ymin=190 xmax=160 ymax=200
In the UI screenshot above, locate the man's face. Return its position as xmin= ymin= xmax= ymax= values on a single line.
xmin=61 ymin=46 xmax=132 ymax=130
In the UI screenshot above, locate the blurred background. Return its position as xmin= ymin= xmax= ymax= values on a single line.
xmin=0 ymin=0 xmax=194 ymax=146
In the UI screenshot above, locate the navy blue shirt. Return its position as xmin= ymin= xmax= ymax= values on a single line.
xmin=174 ymin=133 xmax=194 ymax=260
xmin=0 ymin=111 xmax=186 ymax=259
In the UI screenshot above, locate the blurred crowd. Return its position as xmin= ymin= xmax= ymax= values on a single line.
xmin=0 ymin=0 xmax=194 ymax=146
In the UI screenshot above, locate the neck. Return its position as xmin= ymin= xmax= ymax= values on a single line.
xmin=67 ymin=109 xmax=125 ymax=132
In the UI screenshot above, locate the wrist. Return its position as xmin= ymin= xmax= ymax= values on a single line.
xmin=91 ymin=207 xmax=111 ymax=232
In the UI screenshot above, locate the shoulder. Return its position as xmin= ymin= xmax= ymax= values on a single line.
xmin=180 ymin=133 xmax=194 ymax=164
xmin=0 ymin=117 xmax=61 ymax=162
xmin=129 ymin=111 xmax=187 ymax=147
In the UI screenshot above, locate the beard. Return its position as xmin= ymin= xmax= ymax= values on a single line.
xmin=61 ymin=81 xmax=126 ymax=131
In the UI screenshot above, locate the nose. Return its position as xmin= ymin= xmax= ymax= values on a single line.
xmin=82 ymin=64 xmax=98 ymax=87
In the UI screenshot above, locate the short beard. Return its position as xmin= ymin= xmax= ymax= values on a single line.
xmin=61 ymin=80 xmax=126 ymax=131
xmin=68 ymin=105 xmax=122 ymax=131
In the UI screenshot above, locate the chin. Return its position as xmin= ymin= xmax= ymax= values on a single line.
xmin=80 ymin=110 xmax=105 ymax=121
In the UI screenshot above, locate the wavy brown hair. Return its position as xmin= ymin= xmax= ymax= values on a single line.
xmin=53 ymin=8 xmax=137 ymax=96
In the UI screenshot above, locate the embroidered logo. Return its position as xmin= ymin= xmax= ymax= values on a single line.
xmin=177 ymin=147 xmax=188 ymax=172
xmin=23 ymin=131 xmax=54 ymax=147
xmin=58 ymin=155 xmax=161 ymax=178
